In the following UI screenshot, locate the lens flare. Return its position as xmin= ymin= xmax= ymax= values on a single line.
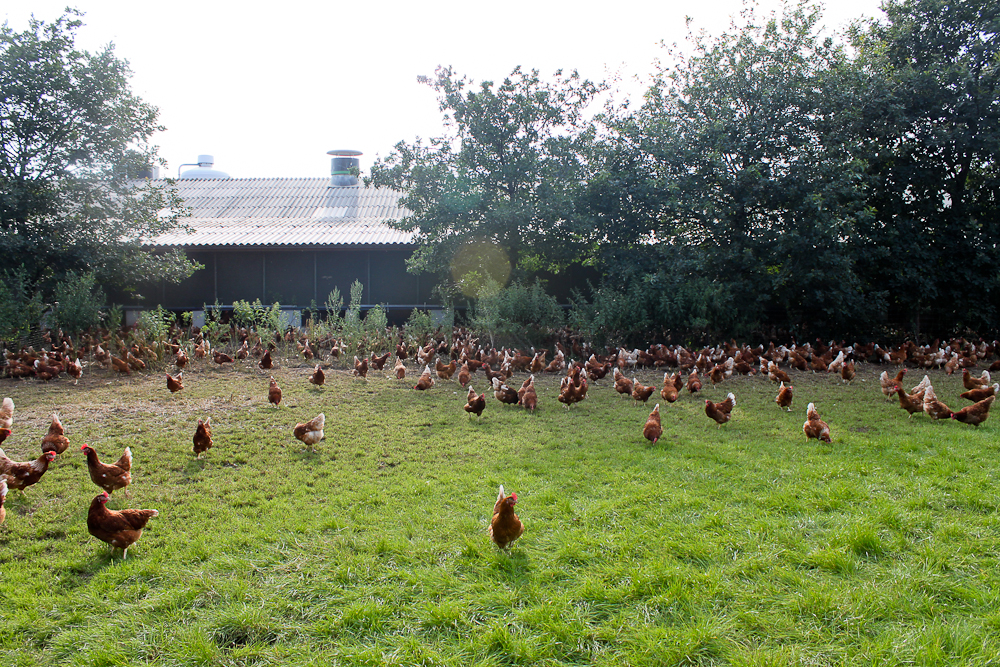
xmin=450 ymin=239 xmax=511 ymax=297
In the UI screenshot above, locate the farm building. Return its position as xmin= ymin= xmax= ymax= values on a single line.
xmin=114 ymin=152 xmax=436 ymax=322
xmin=115 ymin=151 xmax=597 ymax=324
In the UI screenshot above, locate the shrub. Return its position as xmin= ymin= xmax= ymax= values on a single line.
xmin=470 ymin=279 xmax=563 ymax=348
xmin=0 ymin=267 xmax=45 ymax=345
xmin=53 ymin=271 xmax=105 ymax=336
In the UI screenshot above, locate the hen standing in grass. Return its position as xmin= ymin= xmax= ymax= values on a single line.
xmin=643 ymin=404 xmax=662 ymax=444
xmin=308 ymin=364 xmax=325 ymax=387
xmin=951 ymin=395 xmax=994 ymax=427
xmin=705 ymin=393 xmax=736 ymax=427
xmin=268 ymin=377 xmax=282 ymax=407
xmin=775 ymin=382 xmax=793 ymax=411
xmin=40 ymin=414 xmax=70 ymax=455
xmin=293 ymin=413 xmax=325 ymax=451
xmin=0 ymin=449 xmax=56 ymax=491
xmin=81 ymin=445 xmax=132 ymax=495
xmin=87 ymin=491 xmax=158 ymax=559
xmin=166 ymin=371 xmax=184 ymax=393
xmin=193 ymin=419 xmax=213 ymax=459
xmin=489 ymin=485 xmax=525 ymax=550
xmin=464 ymin=386 xmax=486 ymax=418
xmin=0 ymin=397 xmax=12 ymax=431
xmin=414 ymin=365 xmax=434 ymax=390
xmin=803 ymin=402 xmax=832 ymax=442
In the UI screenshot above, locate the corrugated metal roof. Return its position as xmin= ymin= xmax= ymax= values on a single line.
xmin=144 ymin=178 xmax=413 ymax=247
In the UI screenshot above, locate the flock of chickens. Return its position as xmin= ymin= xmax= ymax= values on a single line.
xmin=2 ymin=330 xmax=999 ymax=556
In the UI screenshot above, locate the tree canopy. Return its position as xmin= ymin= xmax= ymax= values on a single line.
xmin=0 ymin=10 xmax=196 ymax=308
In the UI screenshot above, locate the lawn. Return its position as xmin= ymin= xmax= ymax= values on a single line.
xmin=1 ymin=356 xmax=998 ymax=666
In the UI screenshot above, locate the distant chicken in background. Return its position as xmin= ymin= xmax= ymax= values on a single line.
xmin=40 ymin=414 xmax=70 ymax=455
xmin=193 ymin=418 xmax=213 ymax=459
xmin=293 ymin=413 xmax=325 ymax=451
xmin=775 ymin=382 xmax=793 ymax=411
xmin=212 ymin=350 xmax=235 ymax=366
xmin=66 ymin=357 xmax=83 ymax=384
xmin=705 ymin=393 xmax=735 ymax=427
xmin=643 ymin=404 xmax=662 ymax=444
xmin=166 ymin=371 xmax=184 ymax=393
xmin=81 ymin=444 xmax=132 ymax=495
xmin=660 ymin=373 xmax=679 ymax=403
xmin=308 ymin=364 xmax=325 ymax=387
xmin=489 ymin=485 xmax=525 ymax=550
xmin=687 ymin=369 xmax=703 ymax=394
xmin=370 ymin=351 xmax=391 ymax=371
xmin=87 ymin=491 xmax=158 ymax=559
xmin=268 ymin=377 xmax=282 ymax=407
xmin=803 ymin=402 xmax=832 ymax=442
xmin=840 ymin=361 xmax=856 ymax=384
xmin=353 ymin=356 xmax=369 ymax=378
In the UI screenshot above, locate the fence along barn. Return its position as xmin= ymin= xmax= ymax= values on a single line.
xmin=119 ymin=152 xmax=435 ymax=321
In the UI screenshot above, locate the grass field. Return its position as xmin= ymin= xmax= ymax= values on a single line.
xmin=1 ymin=357 xmax=998 ymax=666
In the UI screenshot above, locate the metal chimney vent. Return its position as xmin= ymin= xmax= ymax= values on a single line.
xmin=178 ymin=154 xmax=230 ymax=179
xmin=328 ymin=149 xmax=362 ymax=186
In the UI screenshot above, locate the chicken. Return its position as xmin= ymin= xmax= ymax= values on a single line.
xmin=520 ymin=376 xmax=538 ymax=412
xmin=87 ymin=491 xmax=158 ymax=558
xmin=922 ymin=385 xmax=952 ymax=420
xmin=660 ymin=373 xmax=679 ymax=403
xmin=457 ymin=361 xmax=471 ymax=387
xmin=492 ymin=376 xmax=520 ymax=405
xmin=879 ymin=368 xmax=907 ymax=400
xmin=840 ymin=361 xmax=856 ymax=383
xmin=0 ymin=479 xmax=6 ymax=524
xmin=268 ymin=377 xmax=282 ymax=407
xmin=464 ymin=386 xmax=486 ymax=418
xmin=166 ymin=371 xmax=184 ymax=393
xmin=960 ymin=382 xmax=998 ymax=402
xmin=911 ymin=374 xmax=931 ymax=395
xmin=40 ymin=414 xmax=70 ymax=455
xmin=110 ymin=355 xmax=130 ymax=375
xmin=258 ymin=349 xmax=273 ymax=370
xmin=892 ymin=385 xmax=925 ymax=418
xmin=175 ymin=349 xmax=189 ymax=368
xmin=193 ymin=418 xmax=213 ymax=459
xmin=613 ymin=367 xmax=634 ymax=397
xmin=370 ymin=351 xmax=391 ymax=371
xmin=81 ymin=444 xmax=132 ymax=495
xmin=414 ymin=365 xmax=434 ymax=390
xmin=292 ymin=413 xmax=325 ymax=451
xmin=0 ymin=428 xmax=8 ymax=446
xmin=0 ymin=449 xmax=56 ymax=491
xmin=643 ymin=403 xmax=662 ymax=444
xmin=951 ymin=395 xmax=994 ymax=427
xmin=687 ymin=369 xmax=703 ymax=393
xmin=66 ymin=357 xmax=83 ymax=384
xmin=775 ymin=381 xmax=793 ymax=411
xmin=213 ymin=350 xmax=235 ymax=365
xmin=767 ymin=361 xmax=791 ymax=384
xmin=353 ymin=356 xmax=369 ymax=378
xmin=0 ymin=397 xmax=13 ymax=430
xmin=803 ymin=402 xmax=832 ymax=443
xmin=387 ymin=355 xmax=404 ymax=380
xmin=308 ymin=364 xmax=325 ymax=387
xmin=435 ymin=358 xmax=457 ymax=380
xmin=962 ymin=368 xmax=991 ymax=391
xmin=489 ymin=484 xmax=525 ymax=550
xmin=705 ymin=393 xmax=736 ymax=427
xmin=631 ymin=378 xmax=655 ymax=404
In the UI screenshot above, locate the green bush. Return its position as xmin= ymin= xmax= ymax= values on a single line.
xmin=0 ymin=267 xmax=45 ymax=345
xmin=53 ymin=271 xmax=105 ymax=336
xmin=470 ymin=279 xmax=564 ymax=348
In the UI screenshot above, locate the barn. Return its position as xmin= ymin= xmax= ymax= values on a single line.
xmin=116 ymin=152 xmax=436 ymax=323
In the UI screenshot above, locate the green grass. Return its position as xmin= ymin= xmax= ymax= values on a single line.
xmin=1 ymin=358 xmax=998 ymax=666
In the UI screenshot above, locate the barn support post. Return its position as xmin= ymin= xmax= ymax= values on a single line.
xmin=213 ymin=252 xmax=218 ymax=302
xmin=262 ymin=254 xmax=266 ymax=301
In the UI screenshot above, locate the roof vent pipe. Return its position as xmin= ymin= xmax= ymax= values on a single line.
xmin=178 ymin=154 xmax=231 ymax=179
xmin=328 ymin=149 xmax=362 ymax=186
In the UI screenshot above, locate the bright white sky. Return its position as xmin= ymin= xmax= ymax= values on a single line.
xmin=7 ymin=0 xmax=884 ymax=179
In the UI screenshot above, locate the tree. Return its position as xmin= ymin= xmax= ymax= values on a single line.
xmin=847 ymin=0 xmax=1000 ymax=335
xmin=0 ymin=10 xmax=197 ymax=305
xmin=366 ymin=66 xmax=603 ymax=295
xmin=590 ymin=1 xmax=878 ymax=337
